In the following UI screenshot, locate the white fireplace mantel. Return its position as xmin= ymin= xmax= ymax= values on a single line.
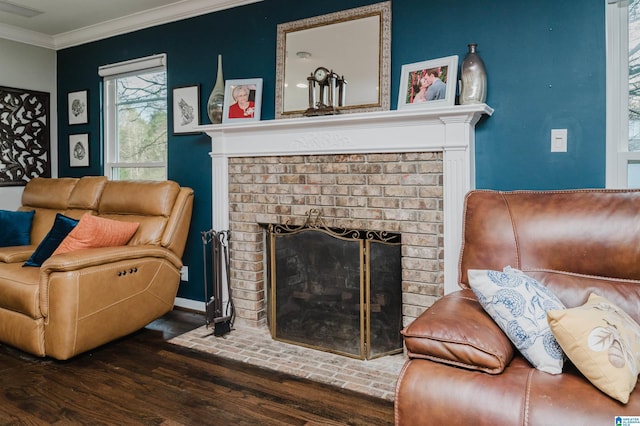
xmin=197 ymin=104 xmax=493 ymax=295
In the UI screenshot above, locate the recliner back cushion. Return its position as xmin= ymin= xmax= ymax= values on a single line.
xmin=66 ymin=176 xmax=107 ymax=212
xmin=21 ymin=178 xmax=79 ymax=244
xmin=460 ymin=190 xmax=640 ymax=286
xmin=21 ymin=177 xmax=78 ymax=210
xmin=98 ymin=180 xmax=180 ymax=247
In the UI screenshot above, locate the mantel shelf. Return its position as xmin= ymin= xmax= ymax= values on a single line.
xmin=197 ymin=103 xmax=493 ymax=136
xmin=197 ymin=104 xmax=493 ymax=158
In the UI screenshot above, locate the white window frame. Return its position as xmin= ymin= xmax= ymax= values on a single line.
xmin=606 ymin=0 xmax=638 ymax=188
xmin=99 ymin=54 xmax=167 ymax=180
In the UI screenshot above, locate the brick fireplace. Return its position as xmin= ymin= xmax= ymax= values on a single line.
xmin=199 ymin=105 xmax=492 ymax=328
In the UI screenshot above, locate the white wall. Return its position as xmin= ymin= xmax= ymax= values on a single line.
xmin=0 ymin=38 xmax=56 ymax=210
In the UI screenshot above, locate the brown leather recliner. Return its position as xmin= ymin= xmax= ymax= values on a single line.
xmin=0 ymin=176 xmax=194 ymax=360
xmin=395 ymin=189 xmax=640 ymax=425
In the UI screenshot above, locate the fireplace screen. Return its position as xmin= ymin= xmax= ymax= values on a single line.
xmin=267 ymin=211 xmax=402 ymax=359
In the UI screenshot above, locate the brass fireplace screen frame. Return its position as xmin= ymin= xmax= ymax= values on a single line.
xmin=267 ymin=210 xmax=402 ymax=360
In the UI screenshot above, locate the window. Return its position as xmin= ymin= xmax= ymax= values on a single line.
xmin=100 ymin=54 xmax=167 ymax=180
xmin=607 ymin=0 xmax=640 ymax=187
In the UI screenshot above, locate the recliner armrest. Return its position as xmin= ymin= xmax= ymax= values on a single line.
xmin=39 ymin=245 xmax=182 ymax=273
xmin=401 ymin=289 xmax=514 ymax=374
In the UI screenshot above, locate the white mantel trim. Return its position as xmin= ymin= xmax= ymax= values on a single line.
xmin=198 ymin=104 xmax=493 ymax=295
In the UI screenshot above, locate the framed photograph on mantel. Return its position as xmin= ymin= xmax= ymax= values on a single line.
xmin=222 ymin=78 xmax=263 ymax=123
xmin=397 ymin=55 xmax=458 ymax=110
xmin=69 ymin=133 xmax=89 ymax=167
xmin=68 ymin=90 xmax=88 ymax=125
xmin=172 ymin=84 xmax=200 ymax=135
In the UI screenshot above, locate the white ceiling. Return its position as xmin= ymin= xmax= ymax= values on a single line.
xmin=0 ymin=0 xmax=261 ymax=50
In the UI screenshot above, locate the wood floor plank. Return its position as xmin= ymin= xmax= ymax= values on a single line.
xmin=0 ymin=310 xmax=394 ymax=425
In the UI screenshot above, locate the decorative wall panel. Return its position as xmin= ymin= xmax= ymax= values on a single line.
xmin=0 ymin=86 xmax=50 ymax=186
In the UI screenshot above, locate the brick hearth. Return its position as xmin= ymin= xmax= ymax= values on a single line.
xmin=227 ymin=152 xmax=443 ymax=328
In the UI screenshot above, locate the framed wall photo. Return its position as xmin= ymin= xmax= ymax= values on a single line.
xmin=397 ymin=56 xmax=458 ymax=110
xmin=222 ymin=78 xmax=263 ymax=123
xmin=69 ymin=133 xmax=89 ymax=167
xmin=172 ymin=85 xmax=200 ymax=134
xmin=68 ymin=90 xmax=88 ymax=125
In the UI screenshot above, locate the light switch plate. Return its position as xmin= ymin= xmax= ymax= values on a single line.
xmin=551 ymin=129 xmax=567 ymax=152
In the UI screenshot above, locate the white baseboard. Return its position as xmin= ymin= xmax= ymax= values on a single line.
xmin=174 ymin=297 xmax=205 ymax=313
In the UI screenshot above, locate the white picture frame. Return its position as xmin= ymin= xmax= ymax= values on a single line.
xmin=68 ymin=90 xmax=88 ymax=125
xmin=172 ymin=85 xmax=200 ymax=134
xmin=397 ymin=56 xmax=458 ymax=110
xmin=222 ymin=78 xmax=263 ymax=123
xmin=69 ymin=133 xmax=89 ymax=167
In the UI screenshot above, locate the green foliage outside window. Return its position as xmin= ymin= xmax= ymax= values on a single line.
xmin=114 ymin=71 xmax=167 ymax=180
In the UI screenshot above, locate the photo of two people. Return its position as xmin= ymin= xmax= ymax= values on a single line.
xmin=406 ymin=66 xmax=448 ymax=104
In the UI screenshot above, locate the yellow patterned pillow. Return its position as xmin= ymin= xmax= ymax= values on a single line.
xmin=547 ymin=293 xmax=640 ymax=403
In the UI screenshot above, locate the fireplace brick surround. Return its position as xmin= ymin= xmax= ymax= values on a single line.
xmin=199 ymin=105 xmax=492 ymax=330
xmin=228 ymin=152 xmax=444 ymax=327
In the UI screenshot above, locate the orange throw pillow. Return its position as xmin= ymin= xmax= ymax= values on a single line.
xmin=52 ymin=214 xmax=139 ymax=255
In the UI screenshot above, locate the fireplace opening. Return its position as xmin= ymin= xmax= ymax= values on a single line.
xmin=266 ymin=210 xmax=403 ymax=359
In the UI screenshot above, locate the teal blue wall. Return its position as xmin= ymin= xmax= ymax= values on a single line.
xmin=56 ymin=0 xmax=606 ymax=301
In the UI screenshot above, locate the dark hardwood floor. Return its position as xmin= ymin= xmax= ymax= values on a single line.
xmin=0 ymin=310 xmax=394 ymax=425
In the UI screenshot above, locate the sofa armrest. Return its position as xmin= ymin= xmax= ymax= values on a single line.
xmin=37 ymin=245 xmax=183 ymax=360
xmin=39 ymin=245 xmax=182 ymax=273
xmin=38 ymin=245 xmax=182 ymax=320
xmin=401 ymin=289 xmax=514 ymax=374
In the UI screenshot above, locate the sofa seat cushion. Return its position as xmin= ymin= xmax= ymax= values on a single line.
xmin=0 ymin=246 xmax=37 ymax=263
xmin=0 ymin=263 xmax=41 ymax=318
xmin=396 ymin=355 xmax=640 ymax=426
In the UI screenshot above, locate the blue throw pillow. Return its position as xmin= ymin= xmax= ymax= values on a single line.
xmin=24 ymin=213 xmax=79 ymax=267
xmin=0 ymin=210 xmax=34 ymax=247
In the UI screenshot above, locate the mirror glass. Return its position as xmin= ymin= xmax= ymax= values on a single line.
xmin=275 ymin=2 xmax=391 ymax=118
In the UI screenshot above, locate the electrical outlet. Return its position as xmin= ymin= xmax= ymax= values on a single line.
xmin=180 ymin=266 xmax=188 ymax=281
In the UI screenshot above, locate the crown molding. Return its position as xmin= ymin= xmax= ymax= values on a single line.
xmin=0 ymin=0 xmax=262 ymax=50
xmin=0 ymin=23 xmax=54 ymax=49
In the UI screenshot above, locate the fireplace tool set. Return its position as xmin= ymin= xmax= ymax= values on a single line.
xmin=201 ymin=229 xmax=234 ymax=336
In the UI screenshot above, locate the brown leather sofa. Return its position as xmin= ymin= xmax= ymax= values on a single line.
xmin=395 ymin=189 xmax=640 ymax=425
xmin=0 ymin=176 xmax=193 ymax=360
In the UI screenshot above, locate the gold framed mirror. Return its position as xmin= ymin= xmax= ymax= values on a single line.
xmin=275 ymin=2 xmax=391 ymax=118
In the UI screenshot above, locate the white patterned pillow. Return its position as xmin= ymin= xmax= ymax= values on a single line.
xmin=468 ymin=266 xmax=566 ymax=374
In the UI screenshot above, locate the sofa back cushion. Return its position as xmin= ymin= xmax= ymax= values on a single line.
xmin=20 ymin=177 xmax=78 ymax=244
xmin=19 ymin=177 xmax=108 ymax=245
xmin=65 ymin=176 xmax=107 ymax=217
xmin=98 ymin=180 xmax=180 ymax=247
xmin=460 ymin=190 xmax=640 ymax=321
